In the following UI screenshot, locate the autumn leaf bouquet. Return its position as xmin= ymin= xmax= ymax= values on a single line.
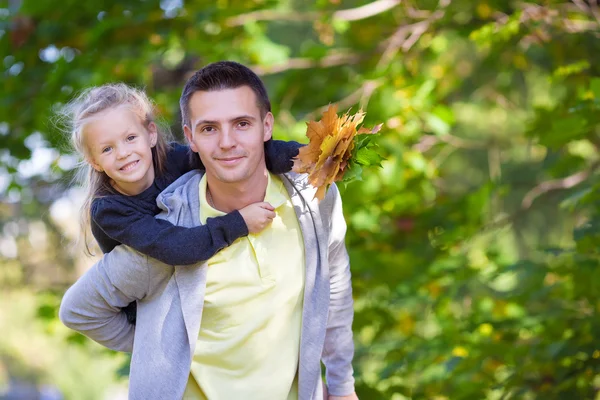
xmin=292 ymin=104 xmax=383 ymax=200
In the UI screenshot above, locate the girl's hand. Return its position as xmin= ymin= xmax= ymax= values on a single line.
xmin=239 ymin=202 xmax=276 ymax=234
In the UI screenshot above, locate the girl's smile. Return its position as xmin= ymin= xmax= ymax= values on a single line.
xmin=84 ymin=105 xmax=158 ymax=196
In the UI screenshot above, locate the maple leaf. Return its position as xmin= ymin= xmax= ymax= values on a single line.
xmin=293 ymin=104 xmax=382 ymax=200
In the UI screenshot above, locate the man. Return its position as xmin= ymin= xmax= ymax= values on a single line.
xmin=60 ymin=61 xmax=357 ymax=400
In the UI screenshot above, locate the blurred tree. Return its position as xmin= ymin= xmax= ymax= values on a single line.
xmin=1 ymin=0 xmax=600 ymax=398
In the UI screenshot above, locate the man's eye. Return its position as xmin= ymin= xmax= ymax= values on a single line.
xmin=238 ymin=121 xmax=249 ymax=128
xmin=202 ymin=126 xmax=215 ymax=133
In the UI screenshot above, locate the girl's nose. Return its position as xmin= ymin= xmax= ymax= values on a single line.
xmin=116 ymin=145 xmax=131 ymax=159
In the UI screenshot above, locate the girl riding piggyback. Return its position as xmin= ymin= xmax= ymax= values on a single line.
xmin=61 ymin=83 xmax=301 ymax=322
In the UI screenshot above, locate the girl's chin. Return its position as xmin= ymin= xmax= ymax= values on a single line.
xmin=110 ymin=177 xmax=153 ymax=196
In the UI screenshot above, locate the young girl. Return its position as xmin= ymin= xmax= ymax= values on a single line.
xmin=62 ymin=83 xmax=301 ymax=323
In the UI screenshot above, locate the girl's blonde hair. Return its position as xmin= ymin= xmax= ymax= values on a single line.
xmin=58 ymin=83 xmax=170 ymax=254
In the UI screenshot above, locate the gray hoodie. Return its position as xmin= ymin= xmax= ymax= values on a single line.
xmin=60 ymin=170 xmax=355 ymax=399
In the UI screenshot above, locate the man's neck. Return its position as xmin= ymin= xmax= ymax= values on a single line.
xmin=206 ymin=170 xmax=269 ymax=213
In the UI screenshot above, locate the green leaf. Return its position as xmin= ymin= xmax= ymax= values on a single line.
xmin=560 ymin=187 xmax=593 ymax=211
xmin=355 ymin=146 xmax=385 ymax=166
xmin=591 ymin=78 xmax=600 ymax=99
xmin=425 ymin=113 xmax=450 ymax=136
xmin=553 ymin=60 xmax=591 ymax=78
xmin=332 ymin=18 xmax=350 ymax=34
xmin=355 ymin=134 xmax=374 ymax=150
xmin=539 ymin=116 xmax=588 ymax=148
xmin=341 ymin=161 xmax=363 ymax=184
xmin=36 ymin=304 xmax=57 ymax=320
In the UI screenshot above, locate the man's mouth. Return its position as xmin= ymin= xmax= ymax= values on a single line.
xmin=216 ymin=156 xmax=244 ymax=165
xmin=120 ymin=160 xmax=139 ymax=171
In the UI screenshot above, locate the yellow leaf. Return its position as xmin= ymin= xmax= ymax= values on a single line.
xmin=452 ymin=346 xmax=469 ymax=358
xmin=478 ymin=323 xmax=493 ymax=336
xmin=293 ymin=104 xmax=382 ymax=200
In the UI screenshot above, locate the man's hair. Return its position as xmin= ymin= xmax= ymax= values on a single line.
xmin=179 ymin=61 xmax=272 ymax=129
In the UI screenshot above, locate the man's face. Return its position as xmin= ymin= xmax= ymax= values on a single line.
xmin=184 ymin=86 xmax=273 ymax=185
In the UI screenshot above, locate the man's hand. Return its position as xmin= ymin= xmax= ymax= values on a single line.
xmin=329 ymin=395 xmax=358 ymax=400
xmin=323 ymin=384 xmax=358 ymax=400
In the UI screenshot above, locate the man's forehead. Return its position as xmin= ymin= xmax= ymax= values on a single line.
xmin=188 ymin=87 xmax=261 ymax=121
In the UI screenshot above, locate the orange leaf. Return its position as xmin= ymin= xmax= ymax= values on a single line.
xmin=293 ymin=104 xmax=382 ymax=200
xmin=358 ymin=123 xmax=383 ymax=135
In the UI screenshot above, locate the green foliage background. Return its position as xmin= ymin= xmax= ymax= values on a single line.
xmin=1 ymin=0 xmax=600 ymax=398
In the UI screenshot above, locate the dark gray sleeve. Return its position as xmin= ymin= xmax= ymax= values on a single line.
xmin=92 ymin=200 xmax=248 ymax=265
xmin=264 ymin=139 xmax=303 ymax=174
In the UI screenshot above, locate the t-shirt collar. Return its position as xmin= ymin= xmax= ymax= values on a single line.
xmin=199 ymin=172 xmax=286 ymax=225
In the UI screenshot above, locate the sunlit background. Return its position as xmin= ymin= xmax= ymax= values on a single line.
xmin=2 ymin=0 xmax=600 ymax=399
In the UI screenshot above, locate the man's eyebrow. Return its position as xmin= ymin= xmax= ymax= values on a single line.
xmin=231 ymin=115 xmax=257 ymax=121
xmin=193 ymin=115 xmax=257 ymax=129
xmin=193 ymin=119 xmax=218 ymax=129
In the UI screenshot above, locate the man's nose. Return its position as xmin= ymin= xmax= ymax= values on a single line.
xmin=218 ymin=128 xmax=236 ymax=149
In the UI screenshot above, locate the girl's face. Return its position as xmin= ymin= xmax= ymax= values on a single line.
xmin=84 ymin=106 xmax=158 ymax=196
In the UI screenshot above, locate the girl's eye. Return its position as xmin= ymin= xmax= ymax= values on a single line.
xmin=127 ymin=135 xmax=136 ymax=141
xmin=101 ymin=147 xmax=112 ymax=154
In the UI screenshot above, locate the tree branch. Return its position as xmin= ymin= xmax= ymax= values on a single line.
xmin=376 ymin=0 xmax=448 ymax=69
xmin=250 ymin=52 xmax=363 ymax=75
xmin=243 ymin=2 xmax=445 ymax=76
xmin=445 ymin=162 xmax=598 ymax=248
xmin=333 ymin=0 xmax=402 ymax=21
xmin=225 ymin=0 xmax=402 ymax=27
xmin=413 ymin=134 xmax=488 ymax=153
xmin=571 ymin=0 xmax=600 ymax=22
xmin=225 ymin=10 xmax=316 ymax=26
xmin=521 ymin=163 xmax=598 ymax=209
xmin=303 ymin=80 xmax=383 ymax=121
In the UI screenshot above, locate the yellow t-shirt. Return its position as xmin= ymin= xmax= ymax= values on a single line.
xmin=184 ymin=173 xmax=305 ymax=399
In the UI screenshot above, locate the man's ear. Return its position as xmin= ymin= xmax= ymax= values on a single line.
xmin=183 ymin=125 xmax=198 ymax=153
xmin=147 ymin=122 xmax=158 ymax=147
xmin=263 ymin=112 xmax=274 ymax=142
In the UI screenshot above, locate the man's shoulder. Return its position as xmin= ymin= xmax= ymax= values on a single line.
xmin=155 ymin=169 xmax=204 ymax=226
xmin=283 ymin=171 xmax=341 ymax=201
xmin=282 ymin=171 xmax=308 ymax=184
xmin=282 ymin=172 xmax=343 ymax=225
xmin=157 ymin=170 xmax=204 ymax=205
xmin=282 ymin=172 xmax=316 ymax=200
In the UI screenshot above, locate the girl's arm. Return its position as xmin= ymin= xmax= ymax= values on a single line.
xmin=91 ymin=217 xmax=121 ymax=254
xmin=264 ymin=139 xmax=303 ymax=174
xmin=92 ymin=198 xmax=248 ymax=266
xmin=172 ymin=139 xmax=303 ymax=175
